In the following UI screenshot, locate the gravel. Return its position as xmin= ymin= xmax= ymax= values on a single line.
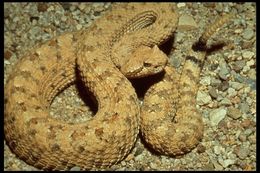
xmin=4 ymin=2 xmax=256 ymax=171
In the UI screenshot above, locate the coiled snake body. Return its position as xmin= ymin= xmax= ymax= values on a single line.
xmin=4 ymin=3 xmax=205 ymax=170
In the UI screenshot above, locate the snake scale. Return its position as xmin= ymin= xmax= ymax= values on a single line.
xmin=4 ymin=3 xmax=212 ymax=170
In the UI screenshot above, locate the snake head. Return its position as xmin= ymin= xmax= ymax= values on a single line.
xmin=121 ymin=45 xmax=168 ymax=78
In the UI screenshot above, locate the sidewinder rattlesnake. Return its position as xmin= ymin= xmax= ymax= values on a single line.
xmin=4 ymin=2 xmax=231 ymax=170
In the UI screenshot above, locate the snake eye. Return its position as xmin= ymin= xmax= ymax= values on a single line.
xmin=143 ymin=62 xmax=152 ymax=67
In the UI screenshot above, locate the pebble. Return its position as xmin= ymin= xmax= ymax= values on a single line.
xmin=220 ymin=159 xmax=236 ymax=168
xmin=238 ymin=133 xmax=247 ymax=142
xmin=150 ymin=162 xmax=158 ymax=169
xmin=227 ymin=88 xmax=237 ymax=97
xmin=196 ymin=91 xmax=212 ymax=105
xmin=242 ymin=39 xmax=255 ymax=49
xmin=70 ymin=166 xmax=81 ymax=171
xmin=212 ymin=159 xmax=223 ymax=170
xmin=229 ymin=81 xmax=244 ymax=90
xmin=238 ymin=102 xmax=250 ymax=114
xmin=170 ymin=56 xmax=182 ymax=68
xmin=37 ymin=3 xmax=48 ymax=12
xmin=178 ymin=14 xmax=198 ymax=31
xmin=244 ymin=128 xmax=253 ymax=136
xmin=4 ymin=50 xmax=13 ymax=60
xmin=196 ymin=143 xmax=206 ymax=153
xmin=209 ymin=88 xmax=218 ymax=99
xmin=247 ymin=69 xmax=256 ymax=80
xmin=242 ymin=51 xmax=254 ymax=59
xmin=242 ymin=65 xmax=250 ymax=73
xmin=248 ymin=133 xmax=256 ymax=144
xmin=4 ymin=60 xmax=11 ymax=65
xmin=203 ymin=163 xmax=215 ymax=170
xmin=76 ymin=24 xmax=82 ymax=30
xmin=218 ymin=81 xmax=229 ymax=92
xmin=134 ymin=146 xmax=144 ymax=156
xmin=134 ymin=154 xmax=144 ymax=162
xmin=232 ymin=72 xmax=245 ymax=83
xmin=220 ymin=98 xmax=232 ymax=106
xmin=213 ymin=145 xmax=224 ymax=155
xmin=232 ymin=60 xmax=245 ymax=72
xmin=200 ymin=76 xmax=211 ymax=85
xmin=227 ymin=107 xmax=242 ymax=119
xmin=241 ymin=119 xmax=252 ymax=128
xmin=235 ymin=146 xmax=250 ymax=160
xmin=209 ymin=108 xmax=227 ymax=126
xmin=246 ymin=59 xmax=255 ymax=67
xmin=242 ymin=28 xmax=254 ymax=40
xmin=211 ymin=78 xmax=221 ymax=87
xmin=218 ymin=67 xmax=230 ymax=80
xmin=177 ymin=3 xmax=186 ymax=8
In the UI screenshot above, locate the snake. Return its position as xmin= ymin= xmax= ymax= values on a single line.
xmin=6 ymin=1 xmax=233 ymax=170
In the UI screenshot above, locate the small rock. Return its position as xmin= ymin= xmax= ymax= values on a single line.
xmin=178 ymin=14 xmax=198 ymax=31
xmin=244 ymin=128 xmax=253 ymax=136
xmin=234 ymin=28 xmax=243 ymax=34
xmin=4 ymin=60 xmax=11 ymax=65
xmin=134 ymin=154 xmax=144 ymax=162
xmin=209 ymin=88 xmax=218 ymax=99
xmin=242 ymin=40 xmax=255 ymax=49
xmin=232 ymin=60 xmax=246 ymax=72
xmin=134 ymin=146 xmax=144 ymax=156
xmin=177 ymin=3 xmax=186 ymax=8
xmin=242 ymin=65 xmax=250 ymax=73
xmin=218 ymin=81 xmax=229 ymax=91
xmin=247 ymin=69 xmax=256 ymax=80
xmin=211 ymin=78 xmax=221 ymax=87
xmin=238 ymin=133 xmax=247 ymax=142
xmin=121 ymin=161 xmax=126 ymax=166
xmin=221 ymin=159 xmax=236 ymax=168
xmin=218 ymin=68 xmax=229 ymax=80
xmin=242 ymin=51 xmax=254 ymax=59
xmin=241 ymin=119 xmax=252 ymax=128
xmin=170 ymin=56 xmax=182 ymax=68
xmin=246 ymin=59 xmax=255 ymax=67
xmin=213 ymin=145 xmax=224 ymax=155
xmin=242 ymin=28 xmax=254 ymax=40
xmin=60 ymin=2 xmax=71 ymax=10
xmin=227 ymin=88 xmax=237 ymax=97
xmin=37 ymin=3 xmax=48 ymax=12
xmin=76 ymin=24 xmax=82 ymax=30
xmin=227 ymin=107 xmax=242 ymax=119
xmin=70 ymin=166 xmax=81 ymax=171
xmin=232 ymin=72 xmax=245 ymax=83
xmin=239 ymin=102 xmax=250 ymax=113
xmin=248 ymin=133 xmax=256 ymax=144
xmin=235 ymin=146 xmax=250 ymax=160
xmin=150 ymin=162 xmax=157 ymax=169
xmin=61 ymin=16 xmax=67 ymax=22
xmin=200 ymin=76 xmax=211 ymax=85
xmin=197 ymin=143 xmax=206 ymax=153
xmin=4 ymin=50 xmax=13 ymax=60
xmin=229 ymin=81 xmax=244 ymax=90
xmin=209 ymin=108 xmax=227 ymax=126
xmin=78 ymin=3 xmax=86 ymax=11
xmin=220 ymin=98 xmax=232 ymax=106
xmin=196 ymin=91 xmax=212 ymax=105
xmin=209 ymin=63 xmax=219 ymax=71
xmin=203 ymin=163 xmax=215 ymax=170
xmin=212 ymin=159 xmax=223 ymax=170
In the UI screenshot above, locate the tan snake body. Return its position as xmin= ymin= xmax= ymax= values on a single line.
xmin=4 ymin=3 xmax=184 ymax=170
